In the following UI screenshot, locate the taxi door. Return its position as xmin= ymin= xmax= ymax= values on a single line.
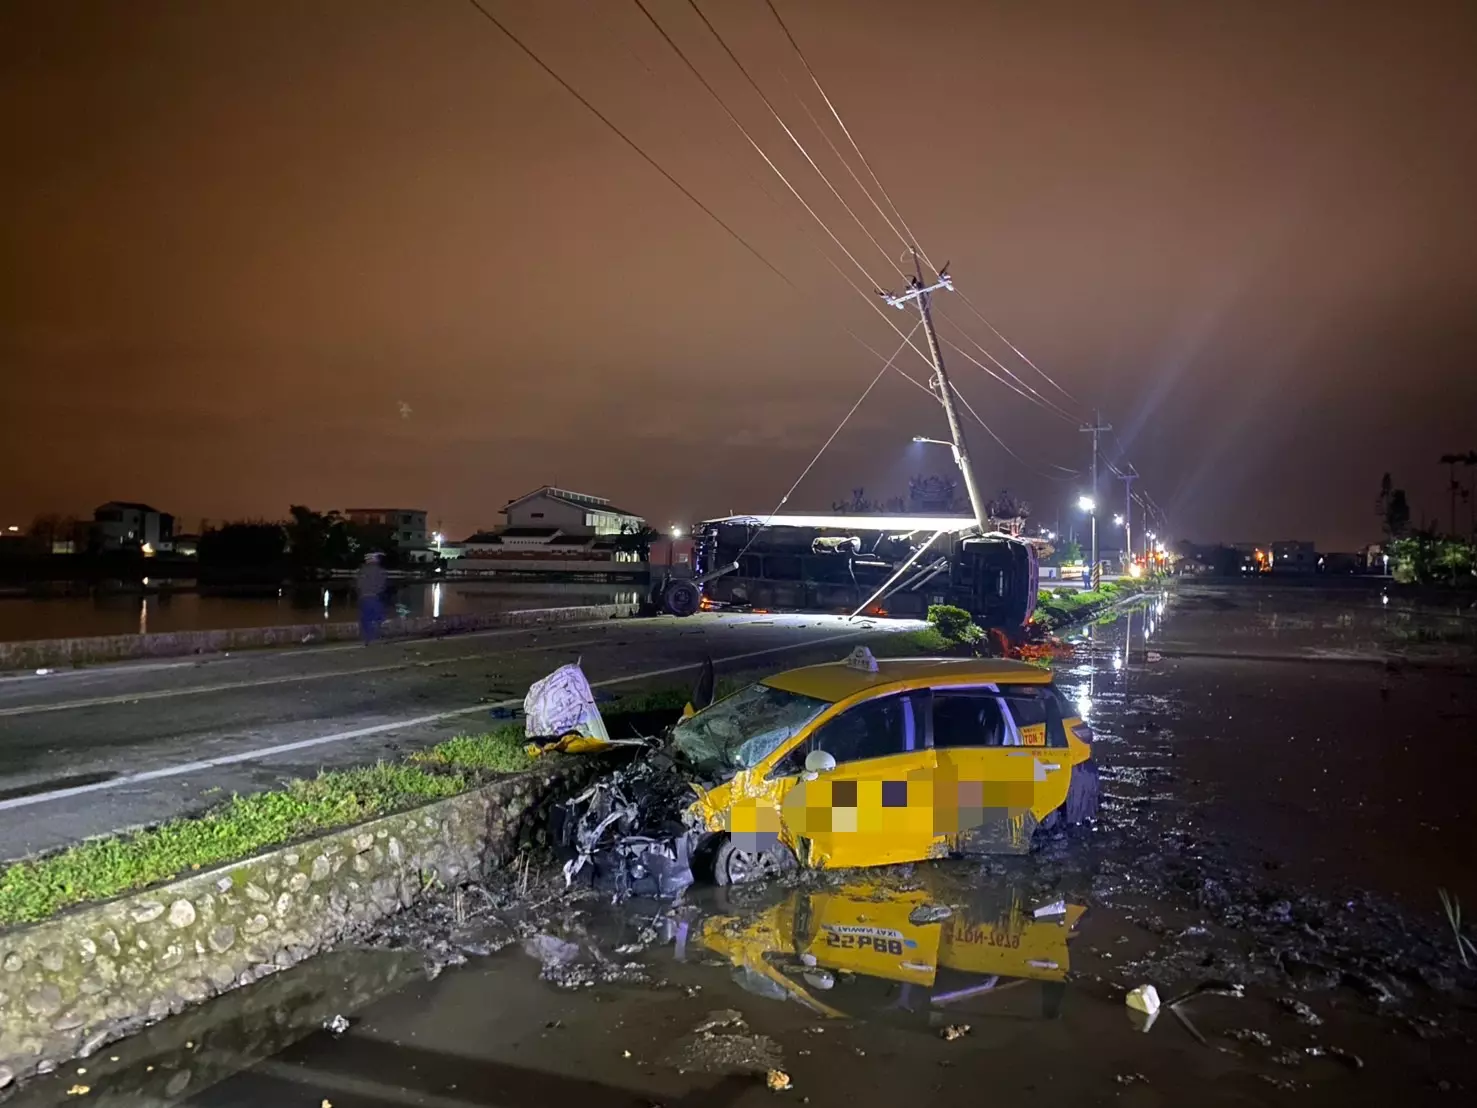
xmin=776 ymin=691 xmax=941 ymax=869
xmin=929 ymin=686 xmax=1066 ymax=852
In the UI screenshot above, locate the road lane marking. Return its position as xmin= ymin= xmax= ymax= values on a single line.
xmin=0 ymin=629 xmax=868 ymax=813
xmin=0 ymin=636 xmax=623 ymax=718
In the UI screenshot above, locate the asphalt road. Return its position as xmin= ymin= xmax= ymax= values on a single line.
xmin=0 ymin=612 xmax=910 ymax=861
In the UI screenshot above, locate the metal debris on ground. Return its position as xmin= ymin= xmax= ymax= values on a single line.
xmin=1031 ymin=898 xmax=1066 ymax=919
xmin=766 ymin=1069 xmax=792 ymax=1092
xmin=323 ymin=1014 xmax=351 ymax=1035
xmin=694 ymin=1010 xmax=748 ymax=1034
xmin=939 ymin=1024 xmax=971 ymax=1041
xmin=1224 ymin=1028 xmax=1272 ymax=1047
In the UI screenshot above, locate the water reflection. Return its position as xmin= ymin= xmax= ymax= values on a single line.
xmin=664 ymin=873 xmax=1084 ymax=1026
xmin=0 ymin=582 xmax=645 ymax=642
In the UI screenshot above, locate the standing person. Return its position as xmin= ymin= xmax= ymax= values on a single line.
xmin=356 ymin=551 xmax=388 ymax=644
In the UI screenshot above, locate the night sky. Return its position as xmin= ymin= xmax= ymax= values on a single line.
xmin=4 ymin=0 xmax=1474 ymax=549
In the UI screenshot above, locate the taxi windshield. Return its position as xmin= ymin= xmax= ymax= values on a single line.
xmin=670 ymin=682 xmax=829 ymax=779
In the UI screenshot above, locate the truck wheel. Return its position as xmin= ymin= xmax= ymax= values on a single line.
xmin=663 ymin=579 xmax=701 ymax=617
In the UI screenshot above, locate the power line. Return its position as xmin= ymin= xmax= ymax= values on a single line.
xmin=629 ymin=0 xmax=889 ymax=294
xmin=625 ymin=0 xmax=944 ymax=384
xmin=948 ymin=381 xmax=1075 ymax=481
xmin=938 ymin=310 xmax=1079 ymax=422
xmin=941 ymin=335 xmax=1078 ymax=424
xmin=464 ymin=1 xmax=938 ymax=420
xmin=952 ymin=287 xmax=1080 ymax=405
xmin=679 ymin=0 xmax=905 ymax=279
xmin=463 ymin=0 xmax=800 ymax=292
xmin=762 ymin=0 xmax=936 ymax=272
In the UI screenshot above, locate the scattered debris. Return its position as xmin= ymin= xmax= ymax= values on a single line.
xmin=323 ymin=1014 xmax=351 ymax=1035
xmin=1277 ymin=996 xmax=1323 ymax=1026
xmin=1224 ymin=1028 xmax=1272 ymax=1047
xmin=1115 ymin=1074 xmax=1147 ymax=1086
xmin=1031 ymin=898 xmax=1067 ymax=919
xmin=66 ymin=1086 xmax=90 ymax=1097
xmin=694 ymin=1010 xmax=747 ymax=1034
xmin=1125 ymin=984 xmax=1161 ymax=1016
xmin=939 ymin=1024 xmax=971 ymax=1041
xmin=766 ymin=1069 xmax=792 ymax=1092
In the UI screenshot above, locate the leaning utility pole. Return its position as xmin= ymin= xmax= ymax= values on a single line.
xmin=1119 ymin=468 xmax=1136 ymax=570
xmin=1079 ymin=412 xmax=1111 ymax=577
xmin=884 ymin=256 xmax=990 ymax=533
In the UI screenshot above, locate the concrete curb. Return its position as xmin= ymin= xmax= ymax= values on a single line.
xmin=0 ymin=758 xmax=602 ymax=1086
xmin=0 ymin=603 xmax=640 ymax=672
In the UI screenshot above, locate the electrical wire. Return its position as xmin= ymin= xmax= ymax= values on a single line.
xmin=948 ymin=381 xmax=1080 ymax=481
xmin=952 ymin=287 xmax=1080 ymax=404
xmin=680 ymin=0 xmax=905 ymax=279
xmin=734 ymin=323 xmax=921 ymax=560
xmin=941 ymin=336 xmax=1078 ymax=424
xmin=462 ymin=0 xmax=808 ymax=294
xmin=625 ymin=0 xmax=943 ymax=384
xmin=762 ymin=0 xmax=936 ymax=272
xmin=763 ymin=0 xmax=1081 ymax=414
xmin=629 ymin=0 xmax=890 ymax=297
xmin=938 ymin=313 xmax=1079 ymax=423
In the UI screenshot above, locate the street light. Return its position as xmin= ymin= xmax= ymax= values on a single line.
xmin=1113 ymin=514 xmax=1124 ymax=526
xmin=912 ymin=435 xmax=952 ymax=447
xmin=669 ymin=526 xmax=683 ymax=539
xmin=1077 ymin=496 xmax=1097 ymax=584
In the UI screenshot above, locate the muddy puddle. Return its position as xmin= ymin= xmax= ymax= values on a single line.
xmin=10 ymin=587 xmax=1477 ymax=1107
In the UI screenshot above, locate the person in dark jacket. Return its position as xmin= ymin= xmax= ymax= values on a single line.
xmin=356 ymin=552 xmax=388 ymax=643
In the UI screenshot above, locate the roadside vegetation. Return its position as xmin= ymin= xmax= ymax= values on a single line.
xmin=1031 ymin=578 xmax=1152 ymax=631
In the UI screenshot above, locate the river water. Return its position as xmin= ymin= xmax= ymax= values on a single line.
xmin=0 ymin=581 xmax=644 ymax=642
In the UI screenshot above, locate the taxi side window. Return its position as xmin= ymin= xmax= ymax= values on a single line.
xmin=931 ymin=690 xmax=1008 ymax=748
xmin=1000 ymin=684 xmax=1069 ymax=748
xmin=772 ymin=694 xmax=919 ymax=775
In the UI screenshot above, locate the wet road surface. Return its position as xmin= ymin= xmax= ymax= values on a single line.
xmin=0 ymin=613 xmax=908 ymax=860
xmin=9 ymin=583 xmax=1477 ymax=1106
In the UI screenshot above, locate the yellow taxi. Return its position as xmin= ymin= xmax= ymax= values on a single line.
xmin=672 ymin=647 xmax=1097 ymax=885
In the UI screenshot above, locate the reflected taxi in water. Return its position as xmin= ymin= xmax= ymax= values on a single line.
xmin=671 ymin=648 xmax=1098 ymax=885
xmin=695 ymin=877 xmax=1085 ymax=1025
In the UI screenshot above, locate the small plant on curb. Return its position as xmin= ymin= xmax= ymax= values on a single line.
xmin=927 ymin=604 xmax=984 ymax=647
xmin=1439 ymin=888 xmax=1476 ymax=968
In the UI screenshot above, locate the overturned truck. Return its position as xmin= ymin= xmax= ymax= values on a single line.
xmin=654 ymin=513 xmax=1038 ymax=634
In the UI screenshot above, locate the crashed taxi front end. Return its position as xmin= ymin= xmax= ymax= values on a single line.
xmin=675 ymin=648 xmax=1096 ymax=882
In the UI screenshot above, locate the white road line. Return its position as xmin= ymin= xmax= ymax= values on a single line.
xmin=0 ymin=630 xmax=867 ymax=812
xmin=0 ymin=636 xmax=618 ymax=718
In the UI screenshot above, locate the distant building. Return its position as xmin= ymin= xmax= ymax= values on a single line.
xmin=501 ymin=487 xmax=644 ymax=537
xmin=94 ymin=502 xmax=174 ymax=553
xmin=344 ymin=508 xmax=428 ymax=550
xmin=1271 ymin=539 xmax=1318 ymax=572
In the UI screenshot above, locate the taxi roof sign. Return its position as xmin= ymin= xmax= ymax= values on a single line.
xmin=844 ymin=645 xmax=879 ymax=673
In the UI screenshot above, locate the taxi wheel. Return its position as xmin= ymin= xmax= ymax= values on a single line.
xmin=1043 ymin=761 xmax=1100 ymax=832
xmin=713 ymin=839 xmax=794 ymax=886
xmin=1065 ymin=760 xmax=1100 ymax=824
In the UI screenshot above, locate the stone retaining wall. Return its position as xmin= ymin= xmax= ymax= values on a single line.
xmin=0 ymin=602 xmax=639 ymax=671
xmin=0 ymin=757 xmax=605 ymax=1087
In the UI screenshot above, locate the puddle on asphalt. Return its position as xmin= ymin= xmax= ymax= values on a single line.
xmin=9 ymin=590 xmax=1476 ymax=1106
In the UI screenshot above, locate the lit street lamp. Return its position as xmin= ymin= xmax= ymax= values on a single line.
xmin=1113 ymin=514 xmax=1124 ymax=526
xmin=1077 ymin=496 xmax=1097 ymax=585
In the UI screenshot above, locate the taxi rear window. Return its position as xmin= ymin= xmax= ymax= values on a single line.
xmin=999 ymin=684 xmax=1068 ymax=748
